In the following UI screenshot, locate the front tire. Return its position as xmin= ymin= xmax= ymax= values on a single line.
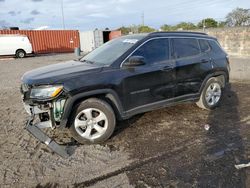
xmin=196 ymin=78 xmax=223 ymax=110
xmin=69 ymin=98 xmax=116 ymax=144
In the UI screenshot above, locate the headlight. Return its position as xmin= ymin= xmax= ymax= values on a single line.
xmin=30 ymin=85 xmax=63 ymax=99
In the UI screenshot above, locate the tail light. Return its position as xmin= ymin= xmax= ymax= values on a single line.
xmin=226 ymin=54 xmax=230 ymax=64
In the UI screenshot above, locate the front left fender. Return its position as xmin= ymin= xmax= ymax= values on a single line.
xmin=59 ymin=89 xmax=125 ymax=127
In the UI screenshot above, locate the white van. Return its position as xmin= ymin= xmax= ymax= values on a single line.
xmin=0 ymin=34 xmax=33 ymax=58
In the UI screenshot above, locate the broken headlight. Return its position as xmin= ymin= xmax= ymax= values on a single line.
xmin=30 ymin=85 xmax=63 ymax=100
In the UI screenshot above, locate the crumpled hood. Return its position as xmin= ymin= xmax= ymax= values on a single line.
xmin=22 ymin=60 xmax=102 ymax=85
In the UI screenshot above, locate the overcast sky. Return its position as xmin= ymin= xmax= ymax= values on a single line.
xmin=0 ymin=0 xmax=249 ymax=31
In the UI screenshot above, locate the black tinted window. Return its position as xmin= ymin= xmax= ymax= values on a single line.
xmin=132 ymin=38 xmax=169 ymax=64
xmin=208 ymin=40 xmax=225 ymax=54
xmin=199 ymin=39 xmax=210 ymax=52
xmin=173 ymin=38 xmax=200 ymax=58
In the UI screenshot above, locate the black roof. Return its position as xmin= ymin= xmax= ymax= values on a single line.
xmin=148 ymin=31 xmax=215 ymax=39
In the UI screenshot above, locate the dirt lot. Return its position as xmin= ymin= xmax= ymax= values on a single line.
xmin=0 ymin=54 xmax=249 ymax=188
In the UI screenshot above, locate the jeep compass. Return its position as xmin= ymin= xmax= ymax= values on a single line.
xmin=21 ymin=32 xmax=230 ymax=157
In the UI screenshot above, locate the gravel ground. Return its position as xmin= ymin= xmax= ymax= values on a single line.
xmin=0 ymin=54 xmax=249 ymax=188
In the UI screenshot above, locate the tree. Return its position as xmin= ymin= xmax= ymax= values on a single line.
xmin=175 ymin=22 xmax=197 ymax=30
xmin=218 ymin=21 xmax=227 ymax=28
xmin=138 ymin=25 xmax=155 ymax=33
xmin=197 ymin=18 xmax=218 ymax=28
xmin=226 ymin=7 xmax=250 ymax=26
xmin=118 ymin=26 xmax=131 ymax=35
xmin=130 ymin=25 xmax=139 ymax=34
xmin=160 ymin=24 xmax=175 ymax=31
xmin=160 ymin=22 xmax=197 ymax=31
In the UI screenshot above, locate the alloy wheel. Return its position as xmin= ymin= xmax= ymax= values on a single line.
xmin=205 ymin=82 xmax=222 ymax=106
xmin=74 ymin=108 xmax=108 ymax=140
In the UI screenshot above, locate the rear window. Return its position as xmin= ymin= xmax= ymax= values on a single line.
xmin=199 ymin=39 xmax=210 ymax=52
xmin=208 ymin=40 xmax=225 ymax=54
xmin=172 ymin=38 xmax=200 ymax=58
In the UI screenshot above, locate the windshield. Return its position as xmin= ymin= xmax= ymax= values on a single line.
xmin=80 ymin=35 xmax=146 ymax=66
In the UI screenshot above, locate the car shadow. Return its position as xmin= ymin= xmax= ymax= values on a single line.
xmin=111 ymin=113 xmax=145 ymax=139
xmin=197 ymin=83 xmax=247 ymax=187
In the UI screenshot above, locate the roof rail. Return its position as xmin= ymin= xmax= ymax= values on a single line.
xmin=149 ymin=31 xmax=208 ymax=36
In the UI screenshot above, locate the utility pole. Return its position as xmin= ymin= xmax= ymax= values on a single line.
xmin=61 ymin=0 xmax=65 ymax=29
xmin=203 ymin=19 xmax=206 ymax=32
xmin=141 ymin=11 xmax=144 ymax=26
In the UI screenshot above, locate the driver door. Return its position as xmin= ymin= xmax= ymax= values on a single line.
xmin=121 ymin=38 xmax=176 ymax=111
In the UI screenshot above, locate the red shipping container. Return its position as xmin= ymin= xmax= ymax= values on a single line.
xmin=0 ymin=30 xmax=80 ymax=54
xmin=109 ymin=30 xmax=122 ymax=40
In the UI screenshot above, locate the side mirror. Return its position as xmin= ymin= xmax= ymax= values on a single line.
xmin=124 ymin=56 xmax=146 ymax=67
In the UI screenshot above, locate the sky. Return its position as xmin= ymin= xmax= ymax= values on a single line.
xmin=0 ymin=0 xmax=249 ymax=31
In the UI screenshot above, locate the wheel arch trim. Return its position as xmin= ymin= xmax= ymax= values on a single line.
xmin=60 ymin=89 xmax=124 ymax=128
xmin=199 ymin=71 xmax=229 ymax=95
xmin=16 ymin=48 xmax=26 ymax=54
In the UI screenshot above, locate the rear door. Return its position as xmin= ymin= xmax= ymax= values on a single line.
xmin=171 ymin=37 xmax=212 ymax=97
xmin=207 ymin=39 xmax=229 ymax=73
xmin=121 ymin=38 xmax=176 ymax=111
xmin=22 ymin=36 xmax=32 ymax=54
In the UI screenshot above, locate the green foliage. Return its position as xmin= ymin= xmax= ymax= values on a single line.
xmin=226 ymin=7 xmax=250 ymax=26
xmin=118 ymin=25 xmax=155 ymax=34
xmin=118 ymin=8 xmax=250 ymax=35
xmin=138 ymin=25 xmax=155 ymax=33
xmin=175 ymin=22 xmax=197 ymax=30
xmin=160 ymin=24 xmax=175 ymax=31
xmin=118 ymin=26 xmax=131 ymax=35
xmin=197 ymin=18 xmax=218 ymax=28
xmin=160 ymin=22 xmax=197 ymax=31
xmin=218 ymin=21 xmax=227 ymax=28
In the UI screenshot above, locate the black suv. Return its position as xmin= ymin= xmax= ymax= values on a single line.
xmin=21 ymin=32 xmax=230 ymax=157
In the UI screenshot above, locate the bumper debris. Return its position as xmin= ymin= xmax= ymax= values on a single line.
xmin=235 ymin=162 xmax=250 ymax=170
xmin=25 ymin=116 xmax=73 ymax=158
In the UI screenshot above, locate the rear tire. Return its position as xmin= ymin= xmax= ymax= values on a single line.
xmin=16 ymin=49 xmax=26 ymax=58
xmin=196 ymin=78 xmax=223 ymax=110
xmin=69 ymin=98 xmax=116 ymax=144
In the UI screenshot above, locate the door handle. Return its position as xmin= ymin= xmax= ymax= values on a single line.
xmin=161 ymin=66 xmax=173 ymax=71
xmin=201 ymin=59 xmax=209 ymax=63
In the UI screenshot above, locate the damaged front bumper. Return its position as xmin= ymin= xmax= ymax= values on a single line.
xmin=25 ymin=115 xmax=71 ymax=158
xmin=24 ymin=103 xmax=72 ymax=158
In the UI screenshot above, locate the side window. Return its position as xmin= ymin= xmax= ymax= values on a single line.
xmin=131 ymin=38 xmax=169 ymax=64
xmin=172 ymin=38 xmax=200 ymax=58
xmin=208 ymin=40 xmax=225 ymax=54
xmin=199 ymin=39 xmax=210 ymax=52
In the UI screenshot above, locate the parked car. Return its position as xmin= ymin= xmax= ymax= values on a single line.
xmin=20 ymin=32 xmax=230 ymax=157
xmin=0 ymin=34 xmax=32 ymax=58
